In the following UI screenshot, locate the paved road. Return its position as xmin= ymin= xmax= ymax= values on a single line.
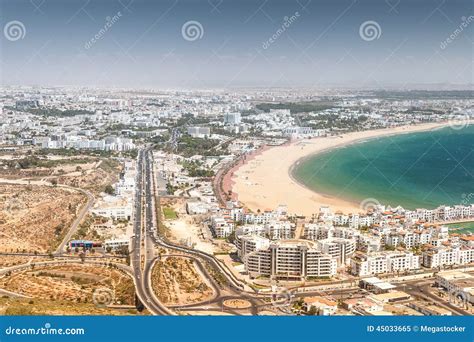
xmin=139 ymin=148 xmax=268 ymax=315
xmin=130 ymin=148 xmax=174 ymax=315
xmin=55 ymin=186 xmax=94 ymax=255
xmin=140 ymin=147 xmax=247 ymax=292
xmin=402 ymin=280 xmax=470 ymax=315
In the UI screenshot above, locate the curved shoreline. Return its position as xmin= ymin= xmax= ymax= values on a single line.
xmin=287 ymin=151 xmax=361 ymax=211
xmin=232 ymin=121 xmax=454 ymax=216
xmin=287 ymin=123 xmax=452 ymax=209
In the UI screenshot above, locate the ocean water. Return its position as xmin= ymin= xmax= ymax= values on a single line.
xmin=292 ymin=125 xmax=474 ymax=210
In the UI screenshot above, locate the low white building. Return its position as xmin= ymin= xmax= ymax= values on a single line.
xmin=92 ymin=204 xmax=132 ymax=220
xmin=422 ymin=246 xmax=474 ymax=268
xmin=211 ymin=215 xmax=234 ymax=238
xmin=351 ymin=251 xmax=421 ymax=276
xmin=104 ymin=238 xmax=129 ymax=250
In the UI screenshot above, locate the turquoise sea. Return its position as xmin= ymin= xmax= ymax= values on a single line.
xmin=292 ymin=125 xmax=474 ymax=210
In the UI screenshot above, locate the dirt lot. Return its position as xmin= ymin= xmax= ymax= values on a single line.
xmin=151 ymin=256 xmax=213 ymax=306
xmin=0 ymin=297 xmax=141 ymax=315
xmin=1 ymin=264 xmax=135 ymax=306
xmin=0 ymin=155 xmax=97 ymax=179
xmin=162 ymin=198 xmax=225 ymax=254
xmin=55 ymin=159 xmax=121 ymax=195
xmin=0 ymin=155 xmax=121 ymax=195
xmin=0 ymin=184 xmax=87 ymax=253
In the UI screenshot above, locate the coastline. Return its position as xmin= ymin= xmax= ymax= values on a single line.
xmin=217 ymin=144 xmax=272 ymax=204
xmin=231 ymin=121 xmax=454 ymax=216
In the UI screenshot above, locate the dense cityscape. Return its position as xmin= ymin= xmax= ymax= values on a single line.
xmin=0 ymin=86 xmax=472 ymax=316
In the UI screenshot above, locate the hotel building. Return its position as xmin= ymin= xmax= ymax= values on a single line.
xmin=241 ymin=238 xmax=337 ymax=280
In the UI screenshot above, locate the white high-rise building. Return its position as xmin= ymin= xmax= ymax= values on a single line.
xmin=241 ymin=238 xmax=337 ymax=280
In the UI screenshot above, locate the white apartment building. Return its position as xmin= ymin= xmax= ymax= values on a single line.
xmin=243 ymin=239 xmax=337 ymax=280
xmin=317 ymin=238 xmax=356 ymax=265
xmin=422 ymin=246 xmax=474 ymax=268
xmin=235 ymin=224 xmax=267 ymax=239
xmin=211 ymin=216 xmax=234 ymax=238
xmin=282 ymin=126 xmax=325 ymax=138
xmin=332 ymin=204 xmax=474 ymax=228
xmin=237 ymin=234 xmax=270 ymax=259
xmin=244 ymin=210 xmax=279 ymax=224
xmin=235 ymin=221 xmax=294 ymax=240
xmin=304 ymin=223 xmax=333 ymax=240
xmin=351 ymin=251 xmax=421 ymax=276
xmin=265 ymin=221 xmax=295 ymax=240
xmin=91 ymin=206 xmax=132 ymax=221
xmin=356 ymin=234 xmax=382 ymax=253
xmin=384 ymin=225 xmax=450 ymax=249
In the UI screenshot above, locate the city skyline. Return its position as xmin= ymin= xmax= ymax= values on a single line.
xmin=1 ymin=0 xmax=473 ymax=88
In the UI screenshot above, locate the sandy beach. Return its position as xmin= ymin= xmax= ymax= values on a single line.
xmin=232 ymin=122 xmax=452 ymax=216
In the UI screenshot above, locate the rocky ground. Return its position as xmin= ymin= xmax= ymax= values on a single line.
xmin=151 ymin=256 xmax=213 ymax=306
xmin=0 ymin=184 xmax=87 ymax=253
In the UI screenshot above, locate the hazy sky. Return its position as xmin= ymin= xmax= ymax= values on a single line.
xmin=0 ymin=0 xmax=472 ymax=88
